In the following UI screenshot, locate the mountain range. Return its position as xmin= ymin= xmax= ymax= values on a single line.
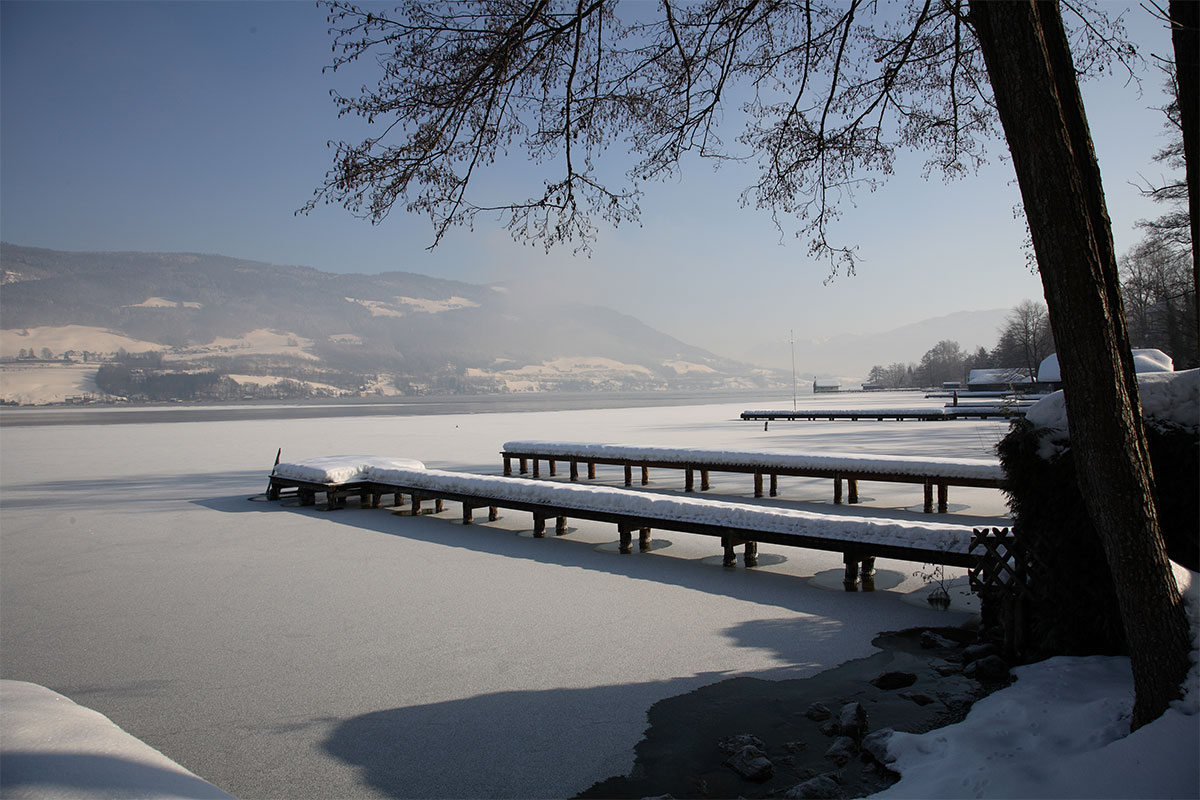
xmin=0 ymin=243 xmax=780 ymax=401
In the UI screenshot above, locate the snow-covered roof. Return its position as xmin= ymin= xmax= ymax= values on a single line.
xmin=272 ymin=455 xmax=425 ymax=484
xmin=1037 ymin=349 xmax=1173 ymax=383
xmin=501 ymin=441 xmax=1003 ymax=481
xmin=814 ymin=378 xmax=840 ymax=387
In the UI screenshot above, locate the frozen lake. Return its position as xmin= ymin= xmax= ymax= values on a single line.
xmin=0 ymin=391 xmax=1013 ymax=798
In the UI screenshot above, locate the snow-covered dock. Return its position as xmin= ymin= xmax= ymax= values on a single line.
xmin=500 ymin=441 xmax=1005 ymax=514
xmin=268 ymin=456 xmax=992 ymax=590
xmin=741 ymin=406 xmax=1027 ymax=423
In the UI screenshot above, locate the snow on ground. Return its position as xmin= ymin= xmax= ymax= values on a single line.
xmin=1 ymin=680 xmax=234 ymax=799
xmin=878 ymin=563 xmax=1199 ymax=799
xmin=0 ymin=363 xmax=103 ymax=405
xmin=1 ymin=391 xmax=1194 ymax=798
xmin=0 ymin=325 xmax=166 ymax=359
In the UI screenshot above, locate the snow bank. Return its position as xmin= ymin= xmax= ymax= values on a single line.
xmin=364 ymin=465 xmax=976 ymax=553
xmin=272 ymin=455 xmax=425 ymax=485
xmin=0 ymin=680 xmax=235 ymax=799
xmin=1037 ymin=349 xmax=1174 ymax=383
xmin=1025 ymin=369 xmax=1199 ymax=458
xmin=875 ymin=567 xmax=1199 ymax=799
xmin=502 ymin=441 xmax=1004 ymax=481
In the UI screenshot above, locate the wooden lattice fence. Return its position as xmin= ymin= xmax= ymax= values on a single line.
xmin=969 ymin=527 xmax=1044 ymax=659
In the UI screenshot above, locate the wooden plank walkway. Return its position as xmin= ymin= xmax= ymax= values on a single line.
xmin=740 ymin=406 xmax=1028 ymax=424
xmin=499 ymin=441 xmax=1005 ymax=514
xmin=267 ymin=462 xmax=990 ymax=591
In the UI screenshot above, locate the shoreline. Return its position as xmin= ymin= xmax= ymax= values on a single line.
xmin=577 ymin=624 xmax=1007 ymax=800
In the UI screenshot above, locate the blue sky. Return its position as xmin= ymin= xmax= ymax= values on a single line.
xmin=0 ymin=1 xmax=1182 ymax=363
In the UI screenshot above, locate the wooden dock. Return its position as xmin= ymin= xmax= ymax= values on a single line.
xmin=499 ymin=441 xmax=1005 ymax=514
xmin=740 ymin=406 xmax=1027 ymax=424
xmin=266 ymin=460 xmax=995 ymax=591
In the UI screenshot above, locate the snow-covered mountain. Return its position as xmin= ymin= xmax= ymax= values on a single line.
xmin=1 ymin=243 xmax=781 ymax=401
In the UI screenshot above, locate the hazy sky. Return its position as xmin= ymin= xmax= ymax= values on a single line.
xmin=0 ymin=1 xmax=1182 ymax=362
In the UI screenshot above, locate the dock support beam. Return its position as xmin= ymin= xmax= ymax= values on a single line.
xmin=843 ymin=554 xmax=877 ymax=591
xmin=519 ymin=457 xmax=528 ymax=474
xmin=587 ymin=462 xmax=596 ymax=479
xmin=641 ymin=466 xmax=649 ymax=486
xmin=556 ymin=516 xmax=568 ymax=536
xmin=569 ymin=461 xmax=579 ymax=481
xmin=624 ymin=465 xmax=633 ymax=487
xmin=639 ymin=528 xmax=652 ymax=551
xmin=834 ymin=477 xmax=843 ymax=505
xmin=503 ymin=456 xmax=512 ymax=476
xmin=533 ymin=515 xmax=546 ymax=538
xmin=462 ymin=505 xmax=474 ymax=524
xmin=848 ymin=480 xmax=859 ymax=504
xmin=701 ymin=470 xmax=710 ymax=491
xmin=618 ymin=524 xmax=633 ymax=554
xmin=937 ymin=484 xmax=948 ymax=513
xmin=769 ymin=474 xmax=778 ymax=497
xmin=488 ymin=506 xmax=499 ymax=521
xmin=923 ymin=481 xmax=934 ymax=514
xmin=754 ymin=473 xmax=763 ymax=498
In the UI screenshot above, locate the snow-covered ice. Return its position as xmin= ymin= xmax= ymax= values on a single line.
xmin=1 ymin=391 xmax=1195 ymax=799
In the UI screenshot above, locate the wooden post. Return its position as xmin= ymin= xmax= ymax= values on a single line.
xmin=744 ymin=540 xmax=759 ymax=567
xmin=359 ymin=490 xmax=371 ymax=507
xmin=299 ymin=489 xmax=315 ymax=506
xmin=685 ymin=467 xmax=695 ymax=492
xmin=519 ymin=457 xmax=528 ymax=474
xmin=411 ymin=495 xmax=422 ymax=515
xmin=624 ymin=465 xmax=633 ymax=486
xmin=555 ymin=516 xmax=568 ymax=536
xmin=394 ymin=492 xmax=404 ymax=507
xmin=848 ymin=479 xmax=859 ymax=504
xmin=587 ymin=462 xmax=596 ymax=479
xmin=722 ymin=535 xmax=738 ymax=567
xmin=533 ymin=515 xmax=546 ymax=538
xmin=923 ymin=481 xmax=934 ymax=514
xmin=267 ymin=481 xmax=281 ymax=501
xmin=488 ymin=506 xmax=499 ymax=521
xmin=618 ymin=524 xmax=633 ymax=554
xmin=769 ymin=474 xmax=778 ymax=497
xmin=639 ymin=528 xmax=652 ymax=551
xmin=533 ymin=459 xmax=540 ymax=478
xmin=754 ymin=473 xmax=763 ymax=498
xmin=569 ymin=461 xmax=579 ymax=481
xmin=435 ymin=498 xmax=444 ymax=513
xmin=701 ymin=470 xmax=710 ymax=491
xmin=549 ymin=459 xmax=557 ymax=477
xmin=937 ymin=483 xmax=949 ymax=513
xmin=462 ymin=505 xmax=474 ymax=524
xmin=843 ymin=553 xmax=860 ymax=591
xmin=860 ymin=557 xmax=876 ymax=592
xmin=503 ymin=456 xmax=512 ymax=475
xmin=834 ymin=477 xmax=843 ymax=505
xmin=371 ymin=492 xmax=382 ymax=508
xmin=641 ymin=465 xmax=649 ymax=486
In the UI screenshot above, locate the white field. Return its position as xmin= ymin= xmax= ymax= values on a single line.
xmin=2 ymin=392 xmax=1194 ymax=799
xmin=0 ymin=362 xmax=103 ymax=404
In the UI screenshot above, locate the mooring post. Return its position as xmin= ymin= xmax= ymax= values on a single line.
xmin=842 ymin=553 xmax=860 ymax=591
xmin=860 ymin=557 xmax=876 ymax=592
xmin=722 ymin=536 xmax=738 ymax=567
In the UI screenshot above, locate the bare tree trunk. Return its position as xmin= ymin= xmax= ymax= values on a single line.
xmin=1169 ymin=0 xmax=1199 ymax=363
xmin=970 ymin=0 xmax=1191 ymax=730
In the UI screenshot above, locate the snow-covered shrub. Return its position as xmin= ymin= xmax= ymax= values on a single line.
xmin=996 ymin=369 xmax=1199 ymax=659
